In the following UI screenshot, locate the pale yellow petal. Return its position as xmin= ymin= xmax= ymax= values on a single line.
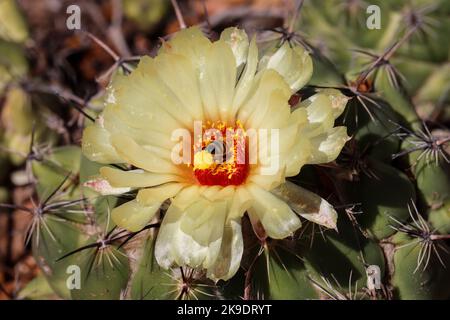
xmin=154 ymin=203 xmax=182 ymax=269
xmin=301 ymin=94 xmax=335 ymax=138
xmin=220 ymin=27 xmax=249 ymax=68
xmin=237 ymin=69 xmax=291 ymax=127
xmin=255 ymin=125 xmax=298 ymax=173
xmin=289 ymin=105 xmax=308 ymax=126
xmin=201 ymin=185 xmax=235 ymax=202
xmin=110 ymin=134 xmax=178 ymax=174
xmin=271 ymin=181 xmax=337 ymax=229
xmin=228 ymin=186 xmax=253 ymax=220
xmin=177 ymin=200 xmax=227 ymax=268
xmin=137 ymin=183 xmax=185 ymax=205
xmin=83 ymin=177 xmax=131 ymax=195
xmin=112 ymin=199 xmax=160 ymax=232
xmin=82 ymin=124 xmax=122 ymax=164
xmin=264 ymin=42 xmax=313 ymax=93
xmin=100 ymin=167 xmax=181 ymax=188
xmin=307 ymin=126 xmax=349 ymax=164
xmin=285 ymin=134 xmax=311 ymax=177
xmin=320 ymin=89 xmax=349 ymax=119
xmin=160 ymin=27 xmax=211 ymax=70
xmin=152 ymin=52 xmax=203 ymax=120
xmin=155 ymin=199 xmax=227 ymax=269
xmin=199 ymin=40 xmax=237 ymax=122
xmin=255 ymin=125 xmax=295 ymax=174
xmin=247 ymin=184 xmax=301 ymax=239
xmin=101 ymin=106 xmax=175 ymax=150
xmin=107 ymin=71 xmax=185 ymax=134
xmin=170 ymin=185 xmax=204 ymax=210
xmin=207 ymin=218 xmax=243 ymax=281
xmin=199 ymin=185 xmax=222 ymax=200
xmin=141 ymin=144 xmax=173 ymax=162
xmin=231 ymin=37 xmax=258 ymax=116
xmin=132 ymin=57 xmax=194 ymax=128
xmin=249 ymin=88 xmax=291 ymax=129
xmin=248 ymin=168 xmax=285 ymax=191
xmin=298 ymin=90 xmax=349 ymax=138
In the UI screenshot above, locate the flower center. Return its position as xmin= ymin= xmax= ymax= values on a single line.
xmin=192 ymin=121 xmax=249 ymax=186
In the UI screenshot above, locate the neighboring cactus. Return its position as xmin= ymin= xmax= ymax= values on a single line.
xmin=123 ymin=0 xmax=169 ymax=31
xmin=0 ymin=0 xmax=29 ymax=44
xmin=1 ymin=0 xmax=449 ymax=301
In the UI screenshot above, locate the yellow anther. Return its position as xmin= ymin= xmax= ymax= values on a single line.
xmin=193 ymin=150 xmax=214 ymax=170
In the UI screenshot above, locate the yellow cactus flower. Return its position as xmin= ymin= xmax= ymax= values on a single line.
xmin=82 ymin=27 xmax=349 ymax=281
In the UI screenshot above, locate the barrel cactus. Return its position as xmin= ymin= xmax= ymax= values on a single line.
xmin=0 ymin=0 xmax=448 ymax=300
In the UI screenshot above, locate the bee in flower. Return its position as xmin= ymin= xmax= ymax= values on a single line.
xmin=82 ymin=27 xmax=350 ymax=281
